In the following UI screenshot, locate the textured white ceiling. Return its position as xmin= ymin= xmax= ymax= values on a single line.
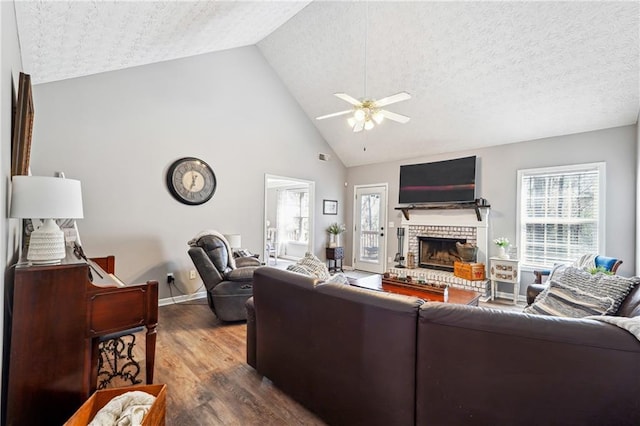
xmin=259 ymin=1 xmax=640 ymax=166
xmin=14 ymin=1 xmax=640 ymax=167
xmin=15 ymin=0 xmax=312 ymax=84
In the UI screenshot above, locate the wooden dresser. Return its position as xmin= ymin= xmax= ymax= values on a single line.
xmin=5 ymin=258 xmax=158 ymax=426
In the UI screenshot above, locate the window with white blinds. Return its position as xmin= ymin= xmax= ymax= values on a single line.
xmin=517 ymin=162 xmax=605 ymax=269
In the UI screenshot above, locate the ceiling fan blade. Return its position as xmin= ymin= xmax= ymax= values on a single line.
xmin=334 ymin=93 xmax=362 ymax=106
xmin=380 ymin=109 xmax=411 ymax=124
xmin=375 ymin=92 xmax=411 ymax=107
xmin=316 ymin=110 xmax=353 ymax=120
xmin=352 ymin=120 xmax=365 ymax=132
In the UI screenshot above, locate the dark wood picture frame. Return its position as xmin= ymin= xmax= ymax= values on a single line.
xmin=12 ymin=72 xmax=34 ymax=177
xmin=323 ymin=199 xmax=338 ymax=215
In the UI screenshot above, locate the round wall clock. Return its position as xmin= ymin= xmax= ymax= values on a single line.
xmin=166 ymin=157 xmax=217 ymax=205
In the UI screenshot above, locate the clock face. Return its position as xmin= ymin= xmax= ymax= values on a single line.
xmin=166 ymin=157 xmax=216 ymax=205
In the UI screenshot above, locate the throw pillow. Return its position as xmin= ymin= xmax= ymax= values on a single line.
xmin=529 ymin=263 xmax=568 ymax=305
xmin=286 ymin=264 xmax=312 ymax=276
xmin=524 ymin=279 xmax=615 ymax=318
xmin=296 ymin=252 xmax=331 ymax=281
xmin=550 ymin=266 xmax=639 ymax=314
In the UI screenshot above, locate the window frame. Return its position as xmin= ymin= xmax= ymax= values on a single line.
xmin=516 ymin=162 xmax=606 ymax=270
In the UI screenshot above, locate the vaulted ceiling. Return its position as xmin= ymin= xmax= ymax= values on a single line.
xmin=14 ymin=1 xmax=640 ymax=167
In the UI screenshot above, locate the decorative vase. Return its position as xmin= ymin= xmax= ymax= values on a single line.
xmin=498 ymin=245 xmax=509 ymax=259
xmin=329 ymin=233 xmax=338 ymax=248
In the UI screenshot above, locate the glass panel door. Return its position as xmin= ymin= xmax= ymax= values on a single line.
xmin=353 ymin=185 xmax=387 ymax=273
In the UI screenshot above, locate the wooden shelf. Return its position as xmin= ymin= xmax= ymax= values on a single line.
xmin=395 ymin=201 xmax=490 ymax=221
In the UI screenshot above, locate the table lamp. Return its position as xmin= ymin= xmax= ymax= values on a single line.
xmin=224 ymin=234 xmax=242 ymax=251
xmin=10 ymin=176 xmax=84 ymax=264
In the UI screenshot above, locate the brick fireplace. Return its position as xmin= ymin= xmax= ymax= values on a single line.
xmin=395 ymin=208 xmax=490 ymax=296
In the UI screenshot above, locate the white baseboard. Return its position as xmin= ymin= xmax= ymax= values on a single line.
xmin=159 ymin=291 xmax=207 ymax=306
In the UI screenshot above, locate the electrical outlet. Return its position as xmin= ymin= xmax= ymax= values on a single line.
xmin=189 ymin=270 xmax=197 ymax=280
xmin=166 ymin=273 xmax=174 ymax=284
xmin=389 ymin=221 xmax=395 ymax=228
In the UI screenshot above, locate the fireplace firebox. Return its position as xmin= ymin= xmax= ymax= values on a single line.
xmin=418 ymin=236 xmax=466 ymax=271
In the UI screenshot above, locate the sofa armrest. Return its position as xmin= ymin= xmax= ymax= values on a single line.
xmin=188 ymin=247 xmax=223 ymax=291
xmin=416 ymin=303 xmax=640 ymax=425
xmin=236 ymin=256 xmax=261 ymax=268
xmin=533 ymin=269 xmax=551 ymax=284
xmin=246 ymin=297 xmax=256 ymax=368
xmin=226 ymin=266 xmax=258 ymax=282
xmin=526 ymin=283 xmax=546 ymax=305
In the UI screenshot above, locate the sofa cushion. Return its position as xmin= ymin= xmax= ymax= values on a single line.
xmin=523 ymin=279 xmax=615 ymax=317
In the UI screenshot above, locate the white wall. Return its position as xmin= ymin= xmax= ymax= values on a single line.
xmin=347 ymin=125 xmax=637 ymax=294
xmin=30 ymin=46 xmax=347 ymax=299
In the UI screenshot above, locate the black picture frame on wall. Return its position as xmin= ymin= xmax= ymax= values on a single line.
xmin=323 ymin=199 xmax=338 ymax=215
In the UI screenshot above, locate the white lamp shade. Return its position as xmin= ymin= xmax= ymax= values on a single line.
xmin=224 ymin=234 xmax=242 ymax=249
xmin=10 ymin=176 xmax=84 ymax=219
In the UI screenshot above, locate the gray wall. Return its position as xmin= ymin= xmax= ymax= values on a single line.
xmin=1 ymin=0 xmax=24 ymax=411
xmin=347 ymin=125 xmax=637 ymax=295
xmin=30 ymin=46 xmax=347 ymax=300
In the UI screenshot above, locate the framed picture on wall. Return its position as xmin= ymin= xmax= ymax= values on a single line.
xmin=323 ymin=199 xmax=338 ymax=215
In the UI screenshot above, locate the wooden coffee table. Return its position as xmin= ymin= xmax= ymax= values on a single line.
xmin=353 ymin=276 xmax=480 ymax=306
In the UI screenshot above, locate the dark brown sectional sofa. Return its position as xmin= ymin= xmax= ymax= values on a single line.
xmin=246 ymin=267 xmax=640 ymax=426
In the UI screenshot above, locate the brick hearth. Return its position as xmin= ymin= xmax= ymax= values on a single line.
xmin=388 ymin=267 xmax=489 ymax=295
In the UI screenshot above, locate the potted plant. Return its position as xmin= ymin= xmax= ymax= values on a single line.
xmin=327 ymin=222 xmax=346 ymax=248
xmin=493 ymin=237 xmax=510 ymax=259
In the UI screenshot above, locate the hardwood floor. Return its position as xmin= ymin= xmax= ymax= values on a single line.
xmin=153 ymin=301 xmax=325 ymax=425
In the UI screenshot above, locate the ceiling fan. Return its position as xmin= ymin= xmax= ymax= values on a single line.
xmin=316 ymin=91 xmax=411 ymax=132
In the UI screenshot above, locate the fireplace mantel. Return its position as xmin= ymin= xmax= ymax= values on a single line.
xmin=399 ymin=207 xmax=490 ymax=228
xmin=395 ymin=201 xmax=490 ymax=221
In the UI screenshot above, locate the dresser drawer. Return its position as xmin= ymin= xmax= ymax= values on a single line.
xmin=490 ymin=260 xmax=519 ymax=283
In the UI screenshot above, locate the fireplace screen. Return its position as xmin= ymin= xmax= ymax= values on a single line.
xmin=418 ymin=236 xmax=466 ymax=271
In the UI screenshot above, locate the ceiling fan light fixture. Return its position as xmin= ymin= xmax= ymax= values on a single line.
xmin=347 ymin=117 xmax=356 ymax=127
xmin=364 ymin=120 xmax=375 ymax=131
xmin=372 ymin=110 xmax=384 ymax=124
xmin=354 ymin=108 xmax=366 ymax=121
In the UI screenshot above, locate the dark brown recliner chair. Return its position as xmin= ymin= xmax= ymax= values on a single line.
xmin=188 ymin=233 xmax=260 ymax=321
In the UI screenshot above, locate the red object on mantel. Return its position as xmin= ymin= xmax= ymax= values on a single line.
xmin=5 ymin=258 xmax=158 ymax=426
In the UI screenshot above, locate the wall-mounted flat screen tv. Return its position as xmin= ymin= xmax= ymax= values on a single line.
xmin=399 ymin=156 xmax=476 ymax=204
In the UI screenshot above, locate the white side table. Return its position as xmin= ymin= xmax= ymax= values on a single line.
xmin=489 ymin=257 xmax=520 ymax=305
